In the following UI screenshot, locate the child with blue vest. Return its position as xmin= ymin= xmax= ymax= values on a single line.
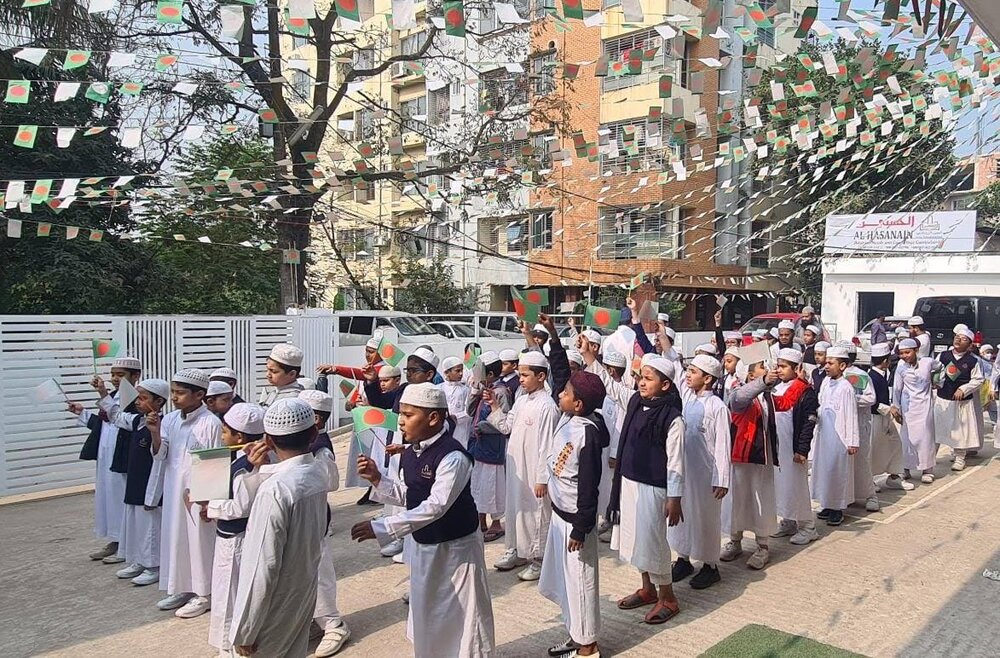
xmin=467 ymin=351 xmax=511 ymax=543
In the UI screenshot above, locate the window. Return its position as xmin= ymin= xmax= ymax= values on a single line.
xmin=602 ymin=0 xmax=621 ymax=7
xmin=532 ymin=132 xmax=554 ymax=168
xmin=758 ymin=0 xmax=775 ymax=47
xmin=599 ymin=119 xmax=682 ymax=173
xmin=399 ymin=220 xmax=450 ymax=259
xmin=478 ymin=5 xmax=497 ymax=33
xmin=337 ymin=229 xmax=373 ymax=259
xmin=428 ymin=87 xmax=450 ymax=125
xmin=505 ymin=218 xmax=528 ymax=255
xmin=598 ymin=205 xmax=683 ymax=260
xmin=400 ymin=95 xmax=427 ymax=133
xmin=479 ymin=216 xmax=502 ymax=251
xmin=531 ymin=211 xmax=553 ymax=249
xmin=479 ymin=137 xmax=530 ymax=167
xmin=481 ymin=68 xmax=528 ymax=111
xmin=533 ymin=0 xmax=556 ymax=20
xmin=355 ymin=109 xmax=374 ymax=141
xmin=531 ymin=51 xmax=557 ymax=95
xmin=290 ymin=68 xmax=311 ymax=99
xmin=400 ymin=33 xmax=424 ymax=57
xmin=750 ymin=220 xmax=770 ymax=268
xmin=601 ymin=29 xmax=681 ymax=92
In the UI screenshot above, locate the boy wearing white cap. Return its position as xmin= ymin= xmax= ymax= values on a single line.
xmin=69 ymin=356 xmax=142 ymax=562
xmin=487 ymin=350 xmax=561 ymax=581
xmin=842 ymin=344 xmax=879 ymax=512
xmin=498 ymin=348 xmax=521 ymax=400
xmin=210 ymin=367 xmax=243 ymax=403
xmin=205 ymin=381 xmax=235 ymax=418
xmin=908 ymin=317 xmax=931 ymax=358
xmin=934 ymin=325 xmax=985 ymax=471
xmin=230 ymin=399 xmax=332 ymax=657
xmin=869 ymin=345 xmax=912 ymax=491
xmin=669 ymin=355 xmax=731 ymax=590
xmin=259 ymin=343 xmax=305 ymax=407
xmin=812 ymin=347 xmax=860 ymax=527
xmin=467 ymin=351 xmax=510 ymax=542
xmin=890 ymin=339 xmax=940 ymax=484
xmin=203 ymin=403 xmax=267 ymax=654
xmin=802 ymin=325 xmax=821 ymax=364
xmin=439 ymin=356 xmax=472 ymax=448
xmin=352 ymin=383 xmax=496 ymax=658
xmin=596 ymin=351 xmax=627 ymax=539
xmin=148 ymin=369 xmax=222 ymax=617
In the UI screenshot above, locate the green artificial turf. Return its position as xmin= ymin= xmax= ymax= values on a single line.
xmin=699 ymin=624 xmax=868 ymax=658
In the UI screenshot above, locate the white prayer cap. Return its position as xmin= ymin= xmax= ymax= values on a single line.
xmin=602 ymin=350 xmax=627 ymax=368
xmin=657 ymin=313 xmax=670 ymax=323
xmin=499 ymin=348 xmax=519 ymax=362
xmin=778 ymin=320 xmax=795 ymax=330
xmin=814 ymin=341 xmax=831 ymax=352
xmin=663 ymin=327 xmax=676 ymax=340
xmin=379 ymin=365 xmax=401 ymax=379
xmin=581 ymin=329 xmax=602 ymax=345
xmin=723 ymin=331 xmax=741 ymax=341
xmin=172 ymin=368 xmax=210 ymax=390
xmin=410 ymin=346 xmax=439 ymax=370
xmin=112 ymin=356 xmax=142 ymax=370
xmin=776 ymin=348 xmax=803 ymax=364
xmin=895 ymin=326 xmax=910 ymax=337
xmin=769 ymin=328 xmax=780 ymax=339
xmin=206 ymin=381 xmax=233 ymax=397
xmin=224 ymin=403 xmax=265 ymax=435
xmin=898 ymin=338 xmax=918 ymax=350
xmin=567 ymin=349 xmax=585 ymax=366
xmin=871 ymin=343 xmax=892 ymax=358
xmin=519 ymin=350 xmax=549 ymax=368
xmin=480 ymin=350 xmax=500 ymax=366
xmin=642 ymin=354 xmax=675 ymax=380
xmin=399 ymin=382 xmax=448 ymax=409
xmin=691 ymin=354 xmax=722 ymax=379
xmin=299 ymin=389 xmax=334 ymax=413
xmin=440 ymin=356 xmax=462 ymax=372
xmin=694 ymin=342 xmax=717 ymax=356
xmin=805 ymin=325 xmax=821 ymax=336
xmin=908 ymin=316 xmax=924 ymax=327
xmin=269 ymin=343 xmax=304 ymax=368
xmin=954 ymin=325 xmax=974 ymax=340
xmin=752 ymin=329 xmax=767 ymax=339
xmin=365 ymin=336 xmax=380 ymax=350
xmin=802 ymin=305 xmax=815 ymax=314
xmin=210 ymin=367 xmax=238 ymax=381
xmin=297 ymin=377 xmax=316 ymax=390
xmin=264 ymin=398 xmax=314 ymax=436
xmin=532 ymin=323 xmax=550 ymax=336
xmin=724 ymin=346 xmax=741 ymax=359
xmin=137 ymin=378 xmax=170 ymax=401
xmin=955 ymin=323 xmax=969 ymax=332
xmin=981 ymin=344 xmax=994 ymax=353
xmin=826 ymin=346 xmax=850 ymax=360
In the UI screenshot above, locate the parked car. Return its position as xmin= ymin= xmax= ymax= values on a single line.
xmin=738 ymin=313 xmax=831 ymax=346
xmin=912 ymin=296 xmax=1000 ymax=352
xmin=335 ymin=310 xmax=450 ymax=347
xmin=478 ymin=313 xmax=522 ymax=339
xmin=852 ymin=316 xmax=910 ymax=365
xmin=429 ymin=321 xmax=487 ymax=340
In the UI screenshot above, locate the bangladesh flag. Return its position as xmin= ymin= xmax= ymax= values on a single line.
xmin=443 ymin=1 xmax=465 ymax=37
xmin=794 ymin=5 xmax=817 ymax=38
xmin=6 ymin=80 xmax=30 ymax=104
xmin=463 ymin=346 xmax=481 ymax=369
xmin=845 ymin=371 xmax=870 ymax=394
xmin=31 ymin=179 xmax=52 ymax=203
xmin=339 ymin=379 xmax=356 ymax=397
xmin=259 ymin=107 xmax=279 ymax=124
xmin=13 ymin=125 xmax=37 ymax=149
xmin=629 ymin=272 xmax=646 ymax=290
xmin=512 ymin=287 xmax=549 ymax=306
xmin=584 ymin=304 xmax=621 ymax=330
xmin=37 ymin=223 xmax=52 ymax=237
xmin=945 ymin=362 xmax=961 ymax=381
xmin=352 ymin=406 xmax=399 ymax=433
xmin=286 ymin=11 xmax=310 ymax=35
xmin=157 ymin=0 xmax=182 ymax=24
xmin=92 ymin=339 xmax=121 ymax=359
xmin=155 ymin=53 xmax=179 ymax=72
xmin=119 ymin=82 xmax=143 ymax=96
xmin=561 ymin=0 xmax=583 ymax=20
xmin=334 ymin=0 xmax=360 ymax=23
xmin=85 ymin=82 xmax=111 ymax=104
xmin=63 ymin=50 xmax=91 ymax=70
xmin=377 ymin=336 xmax=404 ymax=367
xmin=658 ymin=75 xmax=672 ymax=98
xmin=746 ymin=2 xmax=772 ymax=28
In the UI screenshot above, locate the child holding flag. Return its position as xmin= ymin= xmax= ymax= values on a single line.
xmin=467 ymin=351 xmax=511 ymax=542
xmin=439 ymin=356 xmax=472 ymax=447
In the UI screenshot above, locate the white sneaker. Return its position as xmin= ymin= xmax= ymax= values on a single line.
xmin=770 ymin=519 xmax=797 ymax=538
xmin=494 ymin=548 xmax=527 ymax=571
xmin=380 ymin=538 xmax=404 ymax=557
xmin=865 ymin=496 xmax=880 ymax=512
xmin=102 ymin=553 xmax=126 ymax=565
xmin=132 ymin=569 xmax=159 ymax=586
xmin=746 ymin=547 xmax=770 ymax=570
xmin=157 ymin=593 xmax=193 ymax=611
xmin=392 ymin=551 xmax=405 ymax=564
xmin=175 ymin=595 xmax=211 ymax=619
xmin=921 ymin=473 xmax=935 ymax=484
xmin=116 ymin=563 xmax=144 ymax=579
xmin=720 ymin=540 xmax=743 ymax=562
xmin=315 ymin=621 xmax=351 ymax=657
xmin=883 ymin=476 xmax=914 ymax=491
xmin=952 ymin=456 xmax=966 ymax=471
xmin=789 ymin=527 xmax=819 ymax=545
xmin=517 ymin=562 xmax=542 ymax=581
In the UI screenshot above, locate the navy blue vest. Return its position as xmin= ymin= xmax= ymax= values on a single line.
xmin=938 ymin=351 xmax=977 ymax=400
xmin=124 ymin=416 xmax=159 ymax=507
xmin=310 ymin=431 xmax=333 ymax=456
xmin=216 ymin=453 xmax=253 ymax=538
xmin=401 ymin=432 xmax=479 ymax=545
xmin=870 ymin=368 xmax=890 ymax=415
xmin=617 ymin=394 xmax=683 ymax=489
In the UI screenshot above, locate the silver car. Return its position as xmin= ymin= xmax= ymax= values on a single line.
xmin=853 ymin=316 xmax=910 ymax=366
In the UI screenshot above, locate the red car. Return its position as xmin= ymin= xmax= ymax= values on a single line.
xmin=737 ymin=313 xmax=831 ymax=346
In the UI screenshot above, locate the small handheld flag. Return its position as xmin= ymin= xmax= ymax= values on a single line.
xmin=463 ymin=346 xmax=481 ymax=369
xmin=92 ymin=339 xmax=121 ymax=359
xmin=377 ymin=336 xmax=404 ymax=367
xmin=583 ymin=304 xmax=621 ymax=330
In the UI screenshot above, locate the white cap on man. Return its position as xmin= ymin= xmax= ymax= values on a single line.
xmin=908 ymin=316 xmax=924 ymax=327
xmin=137 ymin=378 xmax=170 ymax=401
xmin=264 ymin=398 xmax=315 ymax=435
xmin=954 ymin=324 xmax=974 ymax=341
xmin=871 ymin=343 xmax=892 ymax=359
xmin=805 ymin=325 xmax=821 ymax=336
xmin=777 ymin=348 xmax=803 ymax=364
xmin=778 ymin=320 xmax=795 ymax=331
xmin=814 ymin=341 xmax=831 ymax=353
xmin=211 ymin=367 xmax=238 ymax=381
xmin=411 ymin=346 xmax=439 ymax=370
xmin=440 ymin=356 xmax=462 ymax=373
xmin=480 ymin=350 xmax=500 ymax=366
xmin=379 ymin=365 xmax=401 ymax=379
xmin=657 ymin=313 xmax=670 ymax=323
xmin=172 ymin=368 xmax=210 ymax=390
xmin=567 ymin=349 xmax=585 ymax=366
xmin=663 ymin=327 xmax=676 ymax=340
xmin=898 ymin=338 xmax=918 ymax=350
xmin=366 ymin=336 xmax=380 ymax=350
xmin=827 ymin=346 xmax=850 ymax=360
xmin=224 ymin=403 xmax=266 ymax=435
xmin=642 ymin=353 xmax=675 ymax=380
xmin=694 ymin=343 xmax=717 ymax=356
xmin=499 ymin=349 xmax=519 ymax=362
xmin=602 ymin=350 xmax=627 ymax=368
xmin=519 ymin=350 xmax=549 ymax=368
xmin=299 ymin=389 xmax=334 ymax=413
xmin=581 ymin=329 xmax=602 ymax=346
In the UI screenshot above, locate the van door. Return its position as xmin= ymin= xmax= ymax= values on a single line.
xmin=977 ymin=298 xmax=1000 ymax=345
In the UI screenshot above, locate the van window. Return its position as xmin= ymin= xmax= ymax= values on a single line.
xmin=339 ymin=317 xmax=352 ymax=333
xmin=978 ymin=298 xmax=1000 ymax=341
xmin=350 ymin=316 xmax=374 ymax=335
xmin=390 ymin=316 xmax=436 ymax=336
xmin=913 ymin=297 xmax=975 ymax=329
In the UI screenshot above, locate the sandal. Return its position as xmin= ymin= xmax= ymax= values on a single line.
xmin=617 ymin=588 xmax=657 ymax=610
xmin=483 ymin=528 xmax=505 ymax=543
xmin=644 ymin=601 xmax=680 ymax=625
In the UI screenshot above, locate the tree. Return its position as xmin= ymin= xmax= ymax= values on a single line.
xmin=974 ymin=180 xmax=1000 ymax=222
xmin=392 ymin=256 xmax=475 ymax=314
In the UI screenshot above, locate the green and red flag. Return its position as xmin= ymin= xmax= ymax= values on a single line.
xmin=157 ymin=0 xmax=183 ymax=23
xmin=89 ymin=229 xmax=104 ymax=242
xmin=63 ymin=50 xmax=91 ymax=70
xmin=377 ymin=336 xmax=405 ymax=367
xmin=155 ymin=53 xmax=179 ymax=71
xmin=5 ymin=80 xmax=30 ymax=104
xmin=85 ymin=82 xmax=111 ymax=104
xmin=658 ymin=75 xmax=672 ymax=99
xmin=561 ymin=0 xmax=583 ymax=20
xmin=351 ymin=405 xmax=399 ymax=433
xmin=334 ymin=0 xmax=360 ymax=23
xmin=629 ymin=272 xmax=646 ymax=290
xmin=510 ymin=287 xmax=544 ymax=324
xmin=282 ymin=249 xmax=301 ymax=264
xmin=339 ymin=378 xmax=361 ymax=405
xmin=944 ymin=362 xmax=962 ymax=381
xmin=259 ymin=107 xmax=279 ymax=124
xmin=286 ymin=12 xmax=310 ymax=35
xmin=37 ymin=222 xmax=52 ymax=237
xmin=845 ymin=371 xmax=870 ymax=393
xmin=794 ymin=5 xmax=818 ymax=38
xmin=463 ymin=345 xmax=481 ymax=369
xmin=31 ymin=179 xmax=52 ymax=203
xmin=13 ymin=125 xmax=37 ymax=148
xmin=92 ymin=339 xmax=121 ymax=359
xmin=583 ymin=304 xmax=621 ymax=330
xmin=443 ymin=1 xmax=465 ymax=36
xmin=119 ymin=81 xmax=144 ymax=96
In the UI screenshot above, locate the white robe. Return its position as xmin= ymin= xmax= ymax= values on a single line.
xmin=372 ymin=435 xmax=495 ymax=658
xmin=846 ymin=366 xmax=877 ymax=503
xmin=597 ymin=395 xmax=621 ymax=519
xmin=489 ymin=389 xmax=560 ymax=560
xmin=772 ymin=381 xmax=813 ymax=522
xmin=154 ymin=404 xmax=222 ymax=597
xmin=77 ymin=403 xmax=127 ymax=542
xmin=893 ymin=358 xmax=939 ymax=471
xmin=812 ymin=377 xmax=859 ymax=510
xmin=313 ymin=446 xmax=343 ymax=628
xmin=870 ymin=367 xmax=903 ymax=475
xmin=934 ymin=353 xmax=985 ymax=451
xmin=440 ymin=380 xmax=473 ymax=448
xmin=539 ymin=513 xmax=600 ymax=645
xmin=915 ymin=332 xmax=931 ymax=358
xmin=229 ymin=454 xmax=329 ymax=657
xmin=668 ymin=391 xmax=731 ymax=564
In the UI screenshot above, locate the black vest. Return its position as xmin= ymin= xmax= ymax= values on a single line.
xmin=938 ymin=351 xmax=977 ymax=400
xmin=124 ymin=416 xmax=160 ymax=507
xmin=401 ymin=432 xmax=479 ymax=545
xmin=217 ymin=453 xmax=253 ymax=538
xmin=310 ymin=431 xmax=333 ymax=456
xmin=870 ymin=368 xmax=891 ymax=414
xmin=78 ymin=398 xmax=137 ymax=473
xmin=616 ymin=393 xmax=683 ymax=489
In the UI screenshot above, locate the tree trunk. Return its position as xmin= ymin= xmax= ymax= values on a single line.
xmin=278 ymin=161 xmax=314 ymax=309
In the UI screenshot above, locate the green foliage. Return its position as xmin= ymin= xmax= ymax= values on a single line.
xmin=392 ymin=257 xmax=475 ymax=314
xmin=974 ymin=180 xmax=1000 ymax=222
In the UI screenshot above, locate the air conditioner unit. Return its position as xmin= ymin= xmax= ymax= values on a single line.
xmin=392 ymin=62 xmax=409 ymax=78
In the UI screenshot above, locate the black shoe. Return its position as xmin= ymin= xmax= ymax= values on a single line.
xmin=690 ymin=564 xmax=721 ymax=590
xmin=356 ymin=487 xmax=378 ymax=506
xmin=548 ymin=638 xmax=578 ymax=656
xmin=672 ymin=557 xmax=694 ymax=582
xmin=816 ymin=508 xmax=832 ymax=520
xmin=826 ymin=510 xmax=844 ymax=526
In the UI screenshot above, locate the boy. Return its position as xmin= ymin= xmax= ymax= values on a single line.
xmin=934 ymin=325 xmax=985 ymax=472
xmin=669 ymin=355 xmax=730 ymax=590
xmin=721 ymin=347 xmax=741 ymax=404
xmin=843 ymin=344 xmax=879 ymax=512
xmin=149 ymin=368 xmax=222 ymax=616
xmin=72 ymin=356 xmax=142 ymax=562
xmin=487 ymin=350 xmax=561 ymax=581
xmin=210 ymin=367 xmax=244 ymax=403
xmin=205 ymin=381 xmax=235 ymax=418
xmin=439 ymin=356 xmax=472 ymax=447
xmin=299 ymin=390 xmax=351 ymax=657
xmin=890 ymin=338 xmax=940 ymax=484
xmin=204 ymin=403 xmax=267 ymax=654
xmin=539 ymin=372 xmax=608 ymax=658
xmin=812 ymin=346 xmax=860 ymax=526
xmin=258 ymin=343 xmax=305 ymax=407
xmin=230 ymin=398 xmax=331 ymax=657
xmin=597 ymin=350 xmax=626 ymax=540
xmin=811 ymin=342 xmax=830 ymax=390
xmin=869 ymin=345 xmax=913 ymax=491
xmin=352 ymin=384 xmax=495 ymax=658
xmin=498 ymin=348 xmax=521 ymax=400
xmin=468 ymin=351 xmax=510 ymax=542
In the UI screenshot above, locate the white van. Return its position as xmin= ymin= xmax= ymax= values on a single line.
xmin=335 ymin=311 xmax=454 ymax=347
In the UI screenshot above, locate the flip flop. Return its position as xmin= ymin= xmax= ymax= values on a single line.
xmin=483 ymin=528 xmax=505 ymax=543
xmin=617 ymin=589 xmax=657 ymax=610
xmin=644 ymin=601 xmax=680 ymax=625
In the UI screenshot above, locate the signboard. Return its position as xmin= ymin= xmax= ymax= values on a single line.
xmin=824 ymin=211 xmax=976 ymax=254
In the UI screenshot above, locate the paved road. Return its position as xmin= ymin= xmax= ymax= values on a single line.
xmin=3 ymin=439 xmax=1000 ymax=658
